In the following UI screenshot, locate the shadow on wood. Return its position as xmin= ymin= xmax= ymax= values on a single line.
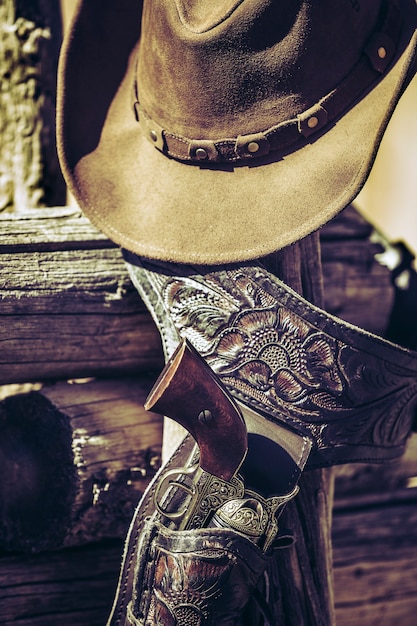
xmin=0 ymin=378 xmax=163 ymax=552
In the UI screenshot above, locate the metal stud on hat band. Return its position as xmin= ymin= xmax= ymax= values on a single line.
xmin=133 ymin=7 xmax=400 ymax=164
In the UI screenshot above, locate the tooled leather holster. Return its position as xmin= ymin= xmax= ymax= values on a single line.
xmin=107 ymin=244 xmax=417 ymax=626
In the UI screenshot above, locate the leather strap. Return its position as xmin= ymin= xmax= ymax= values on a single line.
xmin=124 ymin=251 xmax=417 ymax=469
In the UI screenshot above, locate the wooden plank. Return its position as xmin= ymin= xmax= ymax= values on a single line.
xmin=334 ymin=433 xmax=417 ymax=501
xmin=0 ymin=210 xmax=163 ymax=384
xmin=0 ymin=307 xmax=162 ymax=384
xmin=2 ymin=248 xmax=133 ymax=313
xmin=336 ymin=597 xmax=417 ymax=626
xmin=0 ymin=207 xmax=109 ymax=251
xmin=0 ymin=540 xmax=123 ymax=626
xmin=333 ymin=487 xmax=417 ymax=626
xmin=332 ymin=436 xmax=417 ymax=626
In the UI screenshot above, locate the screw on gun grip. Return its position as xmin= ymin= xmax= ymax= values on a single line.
xmin=144 ymin=339 xmax=247 ymax=481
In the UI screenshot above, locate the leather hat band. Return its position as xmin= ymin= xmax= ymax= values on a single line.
xmin=133 ymin=2 xmax=401 ymax=164
xmin=124 ymin=252 xmax=417 ymax=469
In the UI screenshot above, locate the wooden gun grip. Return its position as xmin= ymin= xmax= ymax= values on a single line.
xmin=145 ymin=340 xmax=247 ymax=481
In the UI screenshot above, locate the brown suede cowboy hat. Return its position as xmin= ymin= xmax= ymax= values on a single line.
xmin=57 ymin=0 xmax=417 ymax=265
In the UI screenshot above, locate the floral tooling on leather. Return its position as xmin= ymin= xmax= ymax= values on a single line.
xmin=143 ymin=265 xmax=417 ymax=454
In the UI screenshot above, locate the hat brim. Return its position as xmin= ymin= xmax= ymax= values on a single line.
xmin=57 ymin=0 xmax=417 ymax=265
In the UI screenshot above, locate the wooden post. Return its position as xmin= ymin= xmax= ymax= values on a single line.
xmin=0 ymin=0 xmax=65 ymax=211
xmin=255 ymin=234 xmax=335 ymax=626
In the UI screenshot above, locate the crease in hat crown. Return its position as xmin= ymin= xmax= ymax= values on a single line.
xmin=175 ymin=0 xmax=246 ymax=33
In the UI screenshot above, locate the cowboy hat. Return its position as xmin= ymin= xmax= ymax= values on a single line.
xmin=57 ymin=0 xmax=417 ymax=264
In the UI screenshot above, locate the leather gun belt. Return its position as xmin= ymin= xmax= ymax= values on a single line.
xmin=124 ymin=252 xmax=417 ymax=469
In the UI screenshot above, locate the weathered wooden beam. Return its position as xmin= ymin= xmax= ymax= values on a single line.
xmin=0 ymin=208 xmax=164 ymax=384
xmin=0 ymin=539 xmax=124 ymax=626
xmin=334 ymin=433 xmax=417 ymax=500
xmin=0 ymin=377 xmax=163 ymax=552
xmin=0 ymin=0 xmax=65 ymax=210
xmin=0 ymin=206 xmax=109 ymax=251
xmin=332 ymin=435 xmax=417 ymax=626
xmin=333 ymin=487 xmax=417 ymax=626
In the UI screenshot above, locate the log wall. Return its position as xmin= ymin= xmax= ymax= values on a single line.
xmin=1 ymin=205 xmax=417 ymax=625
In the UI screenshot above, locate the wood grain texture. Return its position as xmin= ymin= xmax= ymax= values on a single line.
xmin=0 ymin=209 xmax=163 ymax=384
xmin=0 ymin=378 xmax=163 ymax=552
xmin=0 ymin=0 xmax=65 ymax=211
xmin=333 ymin=487 xmax=417 ymax=626
xmin=0 ymin=539 xmax=124 ymax=626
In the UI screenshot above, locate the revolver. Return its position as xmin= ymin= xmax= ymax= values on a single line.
xmin=145 ymin=339 xmax=311 ymax=551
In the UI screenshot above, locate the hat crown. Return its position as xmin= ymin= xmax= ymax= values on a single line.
xmin=175 ymin=0 xmax=245 ymax=32
xmin=138 ymin=0 xmax=381 ymax=139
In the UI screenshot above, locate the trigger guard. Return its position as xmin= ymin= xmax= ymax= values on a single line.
xmin=154 ymin=464 xmax=199 ymax=521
